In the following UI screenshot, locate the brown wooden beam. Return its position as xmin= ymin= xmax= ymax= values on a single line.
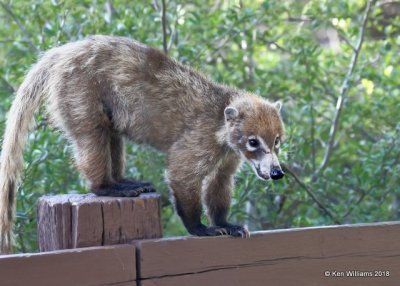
xmin=135 ymin=222 xmax=400 ymax=286
xmin=2 ymin=222 xmax=400 ymax=285
xmin=0 ymin=245 xmax=136 ymax=286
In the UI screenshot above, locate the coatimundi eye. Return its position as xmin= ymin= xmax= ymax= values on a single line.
xmin=275 ymin=137 xmax=280 ymax=148
xmin=248 ymin=138 xmax=260 ymax=148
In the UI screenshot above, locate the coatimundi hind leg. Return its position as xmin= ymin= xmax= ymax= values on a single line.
xmin=109 ymin=133 xmax=155 ymax=193
xmin=71 ymin=128 xmax=152 ymax=197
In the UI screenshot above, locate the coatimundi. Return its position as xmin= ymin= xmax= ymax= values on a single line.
xmin=0 ymin=35 xmax=285 ymax=253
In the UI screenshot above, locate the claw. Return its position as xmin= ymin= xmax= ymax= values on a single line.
xmin=243 ymin=226 xmax=250 ymax=238
xmin=142 ymin=186 xmax=156 ymax=193
xmin=123 ymin=189 xmax=141 ymax=197
xmin=188 ymin=224 xmax=250 ymax=238
xmin=117 ymin=179 xmax=156 ymax=195
xmin=216 ymin=227 xmax=228 ymax=235
xmin=219 ymin=224 xmax=250 ymax=238
xmin=93 ymin=183 xmax=146 ymax=197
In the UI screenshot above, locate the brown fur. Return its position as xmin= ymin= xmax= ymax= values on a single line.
xmin=0 ymin=35 xmax=284 ymax=253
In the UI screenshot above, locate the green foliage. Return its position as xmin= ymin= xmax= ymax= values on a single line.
xmin=0 ymin=0 xmax=399 ymax=252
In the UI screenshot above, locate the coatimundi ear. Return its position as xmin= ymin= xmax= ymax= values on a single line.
xmin=224 ymin=106 xmax=239 ymax=121
xmin=274 ymin=101 xmax=282 ymax=112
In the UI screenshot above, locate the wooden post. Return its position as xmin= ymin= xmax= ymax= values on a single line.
xmin=37 ymin=193 xmax=162 ymax=252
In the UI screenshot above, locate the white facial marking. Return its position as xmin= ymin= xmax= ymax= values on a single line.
xmin=259 ymin=138 xmax=270 ymax=153
xmin=275 ymin=135 xmax=280 ymax=149
xmin=246 ymin=136 xmax=271 ymax=153
xmin=246 ymin=135 xmax=258 ymax=152
xmin=271 ymin=152 xmax=281 ymax=168
xmin=253 ymin=154 xmax=273 ymax=181
xmin=245 ymin=136 xmax=282 ymax=181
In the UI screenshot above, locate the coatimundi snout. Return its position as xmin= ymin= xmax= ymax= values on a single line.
xmin=0 ymin=35 xmax=285 ymax=253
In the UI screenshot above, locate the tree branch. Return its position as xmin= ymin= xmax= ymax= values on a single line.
xmin=338 ymin=33 xmax=356 ymax=52
xmin=161 ymin=0 xmax=168 ymax=54
xmin=341 ymin=188 xmax=366 ymax=220
xmin=264 ymin=40 xmax=292 ymax=55
xmin=0 ymin=1 xmax=39 ymax=53
xmin=313 ymin=0 xmax=376 ymax=179
xmin=310 ymin=105 xmax=316 ymax=172
xmin=189 ymin=12 xmax=258 ymax=65
xmin=0 ymin=76 xmax=15 ymax=93
xmin=282 ymin=163 xmax=341 ymax=224
xmin=286 ymin=16 xmax=312 ymax=23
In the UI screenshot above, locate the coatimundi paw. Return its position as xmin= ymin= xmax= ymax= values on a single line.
xmin=119 ymin=178 xmax=156 ymax=193
xmin=188 ymin=224 xmax=250 ymax=238
xmin=216 ymin=224 xmax=250 ymax=238
xmin=92 ymin=181 xmax=155 ymax=197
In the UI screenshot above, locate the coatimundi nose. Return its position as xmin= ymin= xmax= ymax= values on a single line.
xmin=270 ymin=168 xmax=284 ymax=180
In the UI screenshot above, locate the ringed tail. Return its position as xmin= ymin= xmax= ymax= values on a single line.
xmin=0 ymin=62 xmax=48 ymax=254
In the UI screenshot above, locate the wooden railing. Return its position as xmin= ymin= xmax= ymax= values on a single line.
xmin=0 ymin=194 xmax=399 ymax=286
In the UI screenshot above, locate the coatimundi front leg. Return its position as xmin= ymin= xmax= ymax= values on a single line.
xmin=167 ymin=138 xmax=247 ymax=237
xmin=168 ymin=162 xmax=248 ymax=237
xmin=204 ymin=158 xmax=249 ymax=238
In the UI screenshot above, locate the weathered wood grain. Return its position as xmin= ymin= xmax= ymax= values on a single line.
xmin=71 ymin=195 xmax=104 ymax=248
xmin=136 ymin=222 xmax=400 ymax=286
xmin=140 ymin=254 xmax=399 ymax=286
xmin=37 ymin=193 xmax=162 ymax=251
xmin=37 ymin=194 xmax=76 ymax=251
xmin=0 ymin=245 xmax=136 ymax=286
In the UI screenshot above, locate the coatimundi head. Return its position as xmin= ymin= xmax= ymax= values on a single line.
xmin=223 ymin=95 xmax=285 ymax=181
